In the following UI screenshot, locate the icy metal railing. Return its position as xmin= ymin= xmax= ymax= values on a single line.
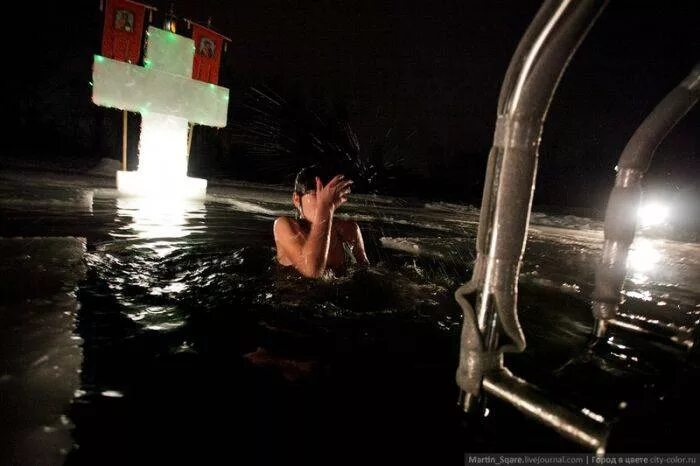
xmin=483 ymin=369 xmax=609 ymax=453
xmin=454 ymin=0 xmax=610 ymax=451
xmin=591 ymin=64 xmax=700 ymax=342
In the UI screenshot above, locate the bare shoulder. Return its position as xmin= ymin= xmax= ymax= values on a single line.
xmin=274 ymin=216 xmax=298 ymax=234
xmin=335 ymin=218 xmax=362 ymax=238
xmin=335 ymin=218 xmax=358 ymax=228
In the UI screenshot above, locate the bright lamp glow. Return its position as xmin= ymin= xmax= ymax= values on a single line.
xmin=638 ymin=201 xmax=669 ymax=228
xmin=117 ymin=171 xmax=207 ymax=199
xmin=139 ymin=113 xmax=188 ymax=179
xmin=116 ymin=111 xmax=207 ymax=199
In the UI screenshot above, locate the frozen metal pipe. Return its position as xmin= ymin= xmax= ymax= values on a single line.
xmin=591 ymin=65 xmax=700 ymax=335
xmin=456 ymin=0 xmax=607 ymax=410
xmin=605 ymin=318 xmax=694 ymax=350
xmin=483 ymin=369 xmax=610 ymax=453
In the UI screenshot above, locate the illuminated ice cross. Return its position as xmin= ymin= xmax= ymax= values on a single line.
xmin=92 ymin=26 xmax=229 ymax=199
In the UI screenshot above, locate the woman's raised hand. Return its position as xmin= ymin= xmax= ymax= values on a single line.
xmin=315 ymin=174 xmax=353 ymax=212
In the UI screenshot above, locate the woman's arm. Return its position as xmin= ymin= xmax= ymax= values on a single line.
xmin=274 ymin=213 xmax=333 ymax=278
xmin=274 ymin=175 xmax=353 ymax=277
xmin=340 ymin=220 xmax=370 ymax=266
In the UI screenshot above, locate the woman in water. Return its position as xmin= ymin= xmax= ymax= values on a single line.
xmin=274 ymin=166 xmax=370 ymax=277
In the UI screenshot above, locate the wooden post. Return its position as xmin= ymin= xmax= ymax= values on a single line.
xmin=187 ymin=123 xmax=194 ymax=158
xmin=122 ymin=110 xmax=128 ymax=170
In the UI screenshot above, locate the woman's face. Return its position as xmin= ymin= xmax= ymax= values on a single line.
xmin=293 ymin=190 xmax=318 ymax=220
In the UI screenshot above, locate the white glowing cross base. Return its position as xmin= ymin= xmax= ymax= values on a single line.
xmin=92 ymin=27 xmax=230 ymax=199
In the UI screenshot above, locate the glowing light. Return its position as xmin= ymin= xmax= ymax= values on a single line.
xmin=638 ymin=201 xmax=669 ymax=228
xmin=118 ymin=171 xmax=207 ymax=199
xmin=627 ymin=238 xmax=662 ymax=273
xmin=117 ymin=111 xmax=207 ymax=199
xmin=139 ymin=113 xmax=187 ymax=180
xmin=92 ymin=28 xmax=229 ymax=201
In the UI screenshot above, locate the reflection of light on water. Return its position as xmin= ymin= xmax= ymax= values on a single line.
xmin=627 ymin=238 xmax=662 ymax=278
xmin=111 ymin=196 xmax=204 ymax=331
xmin=144 ymin=323 xmax=183 ymax=331
xmin=126 ymin=304 xmax=187 ymax=332
xmin=149 ymin=281 xmax=189 ymax=296
xmin=117 ymin=196 xmax=205 ymax=241
xmin=140 ymin=241 xmax=178 ymax=258
xmin=623 ymin=290 xmax=653 ymax=302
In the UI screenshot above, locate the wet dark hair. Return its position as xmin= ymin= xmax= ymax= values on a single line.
xmin=293 ymin=165 xmax=324 ymax=195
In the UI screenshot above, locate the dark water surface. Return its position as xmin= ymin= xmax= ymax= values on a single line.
xmin=1 ymin=175 xmax=698 ymax=464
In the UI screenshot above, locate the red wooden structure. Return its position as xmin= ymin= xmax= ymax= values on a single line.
xmin=101 ymin=0 xmax=155 ymax=64
xmin=191 ymin=22 xmax=231 ymax=85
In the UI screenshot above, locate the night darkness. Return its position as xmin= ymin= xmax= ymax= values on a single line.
xmin=6 ymin=0 xmax=699 ymax=213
